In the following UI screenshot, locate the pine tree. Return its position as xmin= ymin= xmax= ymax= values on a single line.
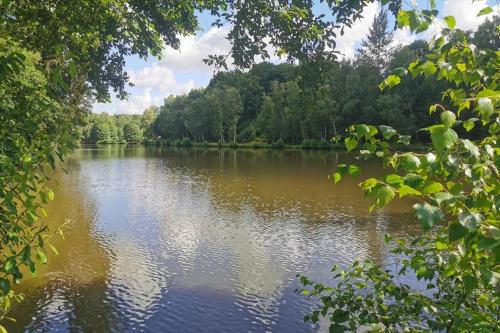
xmin=357 ymin=9 xmax=394 ymax=74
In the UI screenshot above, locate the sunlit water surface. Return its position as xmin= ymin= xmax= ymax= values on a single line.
xmin=9 ymin=146 xmax=419 ymax=332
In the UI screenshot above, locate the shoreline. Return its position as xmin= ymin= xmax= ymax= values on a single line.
xmin=79 ymin=141 xmax=429 ymax=152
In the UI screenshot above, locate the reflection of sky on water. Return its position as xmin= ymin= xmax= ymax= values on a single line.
xmin=9 ymin=147 xmax=418 ymax=332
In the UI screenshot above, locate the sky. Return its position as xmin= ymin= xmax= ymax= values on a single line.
xmin=94 ymin=0 xmax=499 ymax=115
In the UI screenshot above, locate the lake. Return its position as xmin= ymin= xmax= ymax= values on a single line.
xmin=8 ymin=146 xmax=419 ymax=332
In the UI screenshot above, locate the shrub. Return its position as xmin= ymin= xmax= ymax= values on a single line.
xmin=181 ymin=138 xmax=192 ymax=147
xmin=271 ymin=139 xmax=285 ymax=149
xmin=317 ymin=140 xmax=330 ymax=150
xmin=237 ymin=125 xmax=257 ymax=143
xmin=301 ymin=139 xmax=319 ymax=149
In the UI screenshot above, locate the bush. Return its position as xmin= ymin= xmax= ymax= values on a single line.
xmin=237 ymin=125 xmax=256 ymax=143
xmin=301 ymin=139 xmax=319 ymax=149
xmin=271 ymin=138 xmax=285 ymax=149
xmin=181 ymin=138 xmax=192 ymax=147
xmin=317 ymin=140 xmax=330 ymax=149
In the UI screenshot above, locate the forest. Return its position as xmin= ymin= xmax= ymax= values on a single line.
xmin=82 ymin=12 xmax=498 ymax=147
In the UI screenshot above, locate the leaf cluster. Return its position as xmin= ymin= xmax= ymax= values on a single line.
xmin=300 ymin=4 xmax=499 ymax=332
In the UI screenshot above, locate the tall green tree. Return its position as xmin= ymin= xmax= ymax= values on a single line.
xmin=142 ymin=106 xmax=159 ymax=138
xmin=123 ymin=122 xmax=143 ymax=144
xmin=473 ymin=15 xmax=500 ymax=50
xmin=357 ymin=9 xmax=395 ymax=74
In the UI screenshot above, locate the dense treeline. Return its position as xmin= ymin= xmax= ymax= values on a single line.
xmin=81 ymin=107 xmax=157 ymax=144
xmin=84 ymin=13 xmax=498 ymax=147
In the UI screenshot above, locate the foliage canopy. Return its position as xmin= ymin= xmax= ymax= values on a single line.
xmin=299 ymin=3 xmax=499 ymax=332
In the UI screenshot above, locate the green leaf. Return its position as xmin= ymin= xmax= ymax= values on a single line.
xmin=477 ymin=89 xmax=499 ymax=98
xmin=435 ymin=240 xmax=448 ymax=250
xmin=361 ymin=178 xmax=378 ymax=191
xmin=385 ymin=174 xmax=403 ymax=185
xmin=423 ymin=182 xmax=444 ymax=194
xmin=413 ymin=203 xmax=444 ymax=230
xmin=443 ymin=16 xmax=456 ymax=29
xmin=463 ymin=274 xmax=477 ymax=292
xmin=347 ymin=165 xmax=361 ymax=177
xmin=331 ymin=309 xmax=349 ymax=323
xmin=487 ymin=226 xmax=500 ymax=239
xmin=355 ymin=124 xmax=370 ymax=136
xmin=477 ymin=97 xmax=494 ymax=119
xmin=403 ymin=155 xmax=421 ymax=170
xmin=4 ymin=259 xmax=14 ymax=272
xmin=398 ymin=135 xmax=411 ymax=145
xmin=434 ymin=192 xmax=454 ymax=206
xmin=47 ymin=189 xmax=55 ymax=201
xmin=332 ymin=172 xmax=341 ymax=184
xmin=477 ymin=6 xmax=493 ymax=16
xmin=0 ymin=279 xmax=10 ymax=295
xmin=449 ymin=222 xmax=468 ymax=241
xmin=379 ymin=125 xmax=396 ymax=140
xmin=478 ymin=237 xmax=499 ymax=251
xmin=440 ymin=111 xmax=456 ymax=127
xmin=479 ymin=267 xmax=498 ymax=286
xmin=36 ymin=250 xmax=47 ymax=264
xmin=429 ymin=125 xmax=458 ymax=152
xmin=463 ymin=118 xmax=477 ymax=132
xmin=458 ymin=212 xmax=483 ymax=230
xmin=462 ymin=139 xmax=480 ymax=158
xmin=421 ymin=61 xmax=437 ymax=77
xmin=379 ymin=75 xmax=401 ymax=90
xmin=404 ymin=173 xmax=424 ymax=188
xmin=68 ymin=62 xmax=77 ymax=79
xmin=329 ymin=324 xmax=348 ymax=333
xmin=396 ymin=10 xmax=410 ymax=28
xmin=344 ymin=137 xmax=358 ymax=152
xmin=371 ymin=185 xmax=395 ymax=209
xmin=336 ymin=164 xmax=348 ymax=175
xmin=398 ymin=184 xmax=421 ymax=197
xmin=391 ymin=67 xmax=407 ymax=76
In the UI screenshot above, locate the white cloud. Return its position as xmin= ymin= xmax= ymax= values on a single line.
xmin=129 ymin=63 xmax=197 ymax=95
xmin=442 ymin=0 xmax=499 ymax=31
xmin=160 ymin=26 xmax=232 ymax=73
xmin=392 ymin=27 xmax=416 ymax=47
xmin=93 ymin=63 xmax=198 ymax=114
xmin=114 ymin=89 xmax=161 ymax=115
xmin=334 ymin=2 xmax=381 ymax=58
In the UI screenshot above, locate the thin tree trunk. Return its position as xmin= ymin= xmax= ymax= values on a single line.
xmin=330 ymin=116 xmax=338 ymax=138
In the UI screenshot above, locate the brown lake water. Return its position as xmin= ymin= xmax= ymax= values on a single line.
xmin=8 ymin=146 xmax=419 ymax=332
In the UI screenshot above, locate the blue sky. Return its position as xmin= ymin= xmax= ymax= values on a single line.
xmin=94 ymin=0 xmax=499 ymax=115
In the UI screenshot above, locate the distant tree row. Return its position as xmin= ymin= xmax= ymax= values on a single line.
xmin=81 ymin=107 xmax=157 ymax=144
xmin=85 ymin=13 xmax=498 ymax=146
